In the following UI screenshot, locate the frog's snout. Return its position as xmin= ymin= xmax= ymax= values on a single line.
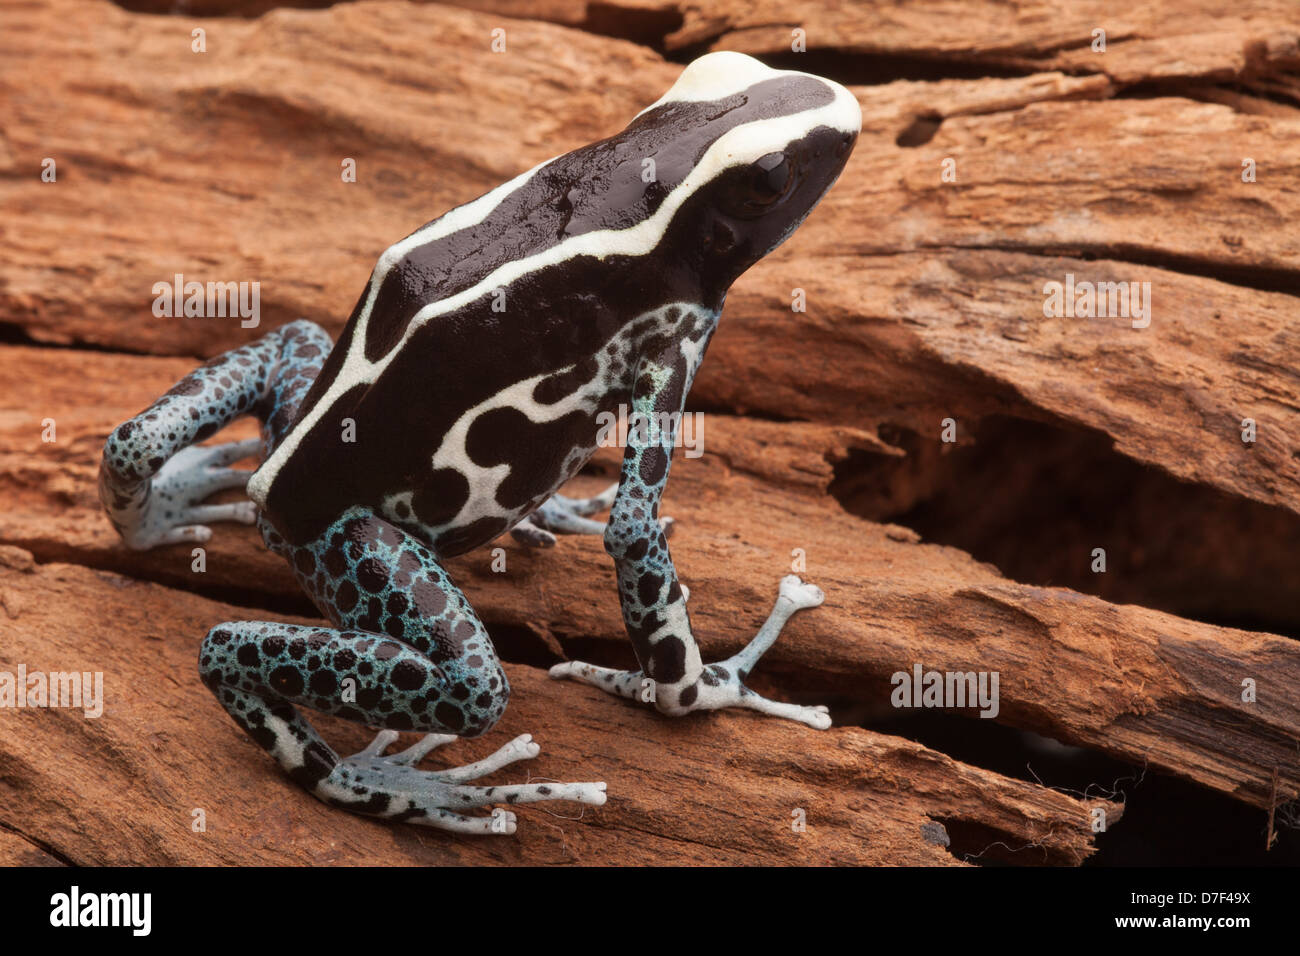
xmin=819 ymin=75 xmax=863 ymax=140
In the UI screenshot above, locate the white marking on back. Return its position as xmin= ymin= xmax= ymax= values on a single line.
xmin=395 ymin=303 xmax=697 ymax=540
xmin=247 ymin=55 xmax=859 ymax=507
xmin=636 ymin=51 xmax=799 ymax=116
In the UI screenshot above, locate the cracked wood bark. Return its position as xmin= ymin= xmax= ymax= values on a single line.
xmin=655 ymin=1 xmax=1300 ymax=89
xmin=3 ymin=1 xmax=1297 ymax=521
xmin=1 ymin=0 xmax=1297 ymax=863
xmin=0 ymin=554 xmax=1115 ymax=865
xmin=0 ymin=827 xmax=64 ymax=867
xmin=1 ymin=345 xmax=1296 ymax=822
xmin=102 ymin=1 xmax=1300 ymax=95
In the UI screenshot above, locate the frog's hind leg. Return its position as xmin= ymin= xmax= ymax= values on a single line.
xmin=512 ymin=483 xmax=675 ymax=548
xmin=199 ymin=506 xmax=606 ymax=831
xmin=100 ymin=320 xmax=331 ymax=550
xmin=510 ymin=484 xmax=617 ymax=547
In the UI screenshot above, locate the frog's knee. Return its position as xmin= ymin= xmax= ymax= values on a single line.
xmin=453 ymin=665 xmax=510 ymax=738
xmin=197 ymin=622 xmax=240 ymax=690
xmin=102 ymin=418 xmax=163 ymax=486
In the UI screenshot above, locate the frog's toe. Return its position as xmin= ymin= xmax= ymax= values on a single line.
xmin=325 ymin=732 xmax=606 ymax=832
xmin=196 ymin=436 xmax=263 ymax=467
xmin=388 ymin=732 xmax=460 ymax=766
xmin=529 ymin=502 xmax=606 ymax=536
xmin=149 ymin=523 xmax=214 ymax=548
xmin=525 ymin=485 xmax=622 ymax=539
xmin=777 ymin=574 xmax=825 ymax=610
xmin=157 ymin=438 xmax=257 ymax=480
xmin=434 ymin=734 xmax=555 ymax=785
xmin=187 ymin=465 xmax=256 ymax=500
xmin=356 ymin=729 xmax=402 ymax=758
xmin=432 ymin=809 xmax=518 ymax=835
xmin=729 ymin=692 xmax=832 ymax=729
xmin=552 ymin=482 xmax=618 ymax=516
xmin=510 ymin=517 xmax=557 ymax=549
xmin=155 ymin=444 xmax=256 ymax=498
xmin=549 ymin=661 xmax=645 ymax=700
xmin=186 ymin=501 xmax=258 ymax=526
xmin=123 ymin=494 xmax=257 ymax=550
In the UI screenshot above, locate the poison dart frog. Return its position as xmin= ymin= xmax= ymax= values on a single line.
xmin=99 ymin=52 xmax=861 ymax=833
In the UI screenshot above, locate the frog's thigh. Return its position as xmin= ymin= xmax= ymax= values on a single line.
xmin=201 ymin=507 xmax=509 ymax=769
xmin=198 ymin=506 xmax=613 ymax=827
xmin=275 ymin=506 xmax=511 ymax=736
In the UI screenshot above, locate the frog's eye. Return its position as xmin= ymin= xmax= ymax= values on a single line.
xmin=718 ymin=151 xmax=796 ymax=219
xmin=753 ymin=152 xmax=792 ymax=200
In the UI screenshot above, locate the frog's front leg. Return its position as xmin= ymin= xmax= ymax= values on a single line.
xmin=200 ymin=507 xmax=605 ymax=832
xmin=549 ymin=344 xmax=830 ymax=729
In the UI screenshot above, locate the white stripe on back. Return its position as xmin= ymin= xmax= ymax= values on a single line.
xmin=248 ymin=59 xmax=859 ymax=505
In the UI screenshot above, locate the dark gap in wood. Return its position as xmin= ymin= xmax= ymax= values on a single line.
xmin=581 ymin=2 xmax=683 ymax=52
xmin=829 ymin=414 xmax=1300 ymax=640
xmin=666 ymin=45 xmax=1043 ymax=85
xmin=682 ymin=397 xmax=807 ymax=424
xmin=110 ymin=0 xmax=328 ymax=17
xmin=896 ymin=112 xmax=944 ymax=148
xmin=483 ymin=621 xmax=571 ymax=669
xmin=0 ymin=321 xmax=189 ymax=358
xmin=951 ymin=242 xmax=1300 ymax=298
xmin=108 ymin=0 xmax=686 ymax=52
xmin=1117 ymin=77 xmax=1300 ymax=113
xmin=872 ymin=711 xmax=1300 ymax=865
xmin=0 ymin=819 xmax=77 ymax=867
xmin=4 ymin=538 xmax=320 ymax=618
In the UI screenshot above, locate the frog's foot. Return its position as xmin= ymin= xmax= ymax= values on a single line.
xmin=119 ymin=438 xmax=262 ymax=549
xmin=550 ymin=574 xmax=829 ymax=729
xmin=321 ymin=730 xmax=606 ymax=834
xmin=512 ymin=483 xmax=674 ymax=549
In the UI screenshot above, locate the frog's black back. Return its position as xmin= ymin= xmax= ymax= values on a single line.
xmin=252 ymin=67 xmax=855 ymax=552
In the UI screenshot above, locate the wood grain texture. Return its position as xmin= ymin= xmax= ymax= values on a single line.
xmin=0 ymin=0 xmax=1297 ymax=864
xmin=0 ymin=556 xmax=1119 ymax=865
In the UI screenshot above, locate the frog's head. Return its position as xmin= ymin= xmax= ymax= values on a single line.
xmin=628 ymin=51 xmax=862 ymax=300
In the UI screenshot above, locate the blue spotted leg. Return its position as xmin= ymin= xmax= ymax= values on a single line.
xmin=99 ymin=319 xmax=330 ymax=549
xmin=511 ymin=484 xmax=675 ymax=548
xmin=510 ymin=485 xmax=616 ymax=547
xmin=101 ymin=320 xmax=604 ymax=830
xmin=200 ymin=504 xmax=605 ymax=831
xmin=549 ymin=338 xmax=831 ymax=728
